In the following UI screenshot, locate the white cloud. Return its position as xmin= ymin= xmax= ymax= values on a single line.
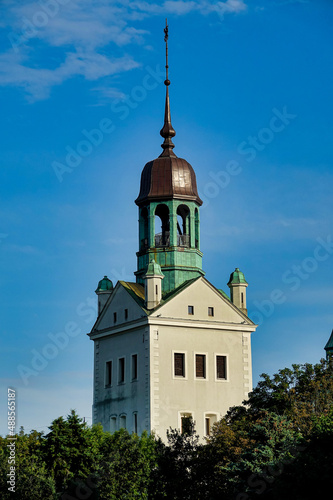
xmin=0 ymin=49 xmax=139 ymax=101
xmin=217 ymin=0 xmax=247 ymax=13
xmin=0 ymin=0 xmax=248 ymax=101
xmin=130 ymin=0 xmax=247 ymax=16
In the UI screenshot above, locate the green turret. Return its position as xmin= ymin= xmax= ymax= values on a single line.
xmin=227 ymin=268 xmax=248 ymax=314
xmin=324 ymin=330 xmax=333 ymax=361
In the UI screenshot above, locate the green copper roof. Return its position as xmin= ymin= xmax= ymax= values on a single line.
xmin=325 ymin=330 xmax=333 ymax=351
xmin=95 ymin=276 xmax=113 ymax=293
xmin=145 ymin=258 xmax=164 ymax=277
xmin=218 ymin=289 xmax=230 ymax=301
xmin=227 ymin=268 xmax=248 ymax=286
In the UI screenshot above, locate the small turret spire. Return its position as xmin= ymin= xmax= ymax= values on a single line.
xmin=160 ymin=19 xmax=176 ymax=157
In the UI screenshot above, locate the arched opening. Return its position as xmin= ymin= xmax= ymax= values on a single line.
xmin=194 ymin=208 xmax=199 ymax=249
xmin=177 ymin=204 xmax=190 ymax=247
xmin=140 ymin=207 xmax=149 ymax=251
xmin=155 ymin=204 xmax=170 ymax=247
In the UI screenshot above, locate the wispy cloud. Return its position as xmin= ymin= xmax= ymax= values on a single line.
xmin=0 ymin=0 xmax=248 ymax=102
xmin=0 ymin=49 xmax=139 ymax=101
xmin=130 ymin=0 xmax=247 ymax=16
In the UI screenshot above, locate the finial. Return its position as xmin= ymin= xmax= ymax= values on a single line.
xmin=160 ymin=18 xmax=176 ymax=157
xmin=164 ymin=18 xmax=170 ymax=87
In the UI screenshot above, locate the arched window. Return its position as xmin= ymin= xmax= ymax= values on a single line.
xmin=177 ymin=204 xmax=190 ymax=247
xmin=140 ymin=207 xmax=149 ymax=250
xmin=194 ymin=208 xmax=199 ymax=249
xmin=155 ymin=204 xmax=170 ymax=247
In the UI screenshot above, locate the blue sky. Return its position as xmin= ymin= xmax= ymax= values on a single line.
xmin=0 ymin=0 xmax=332 ymax=436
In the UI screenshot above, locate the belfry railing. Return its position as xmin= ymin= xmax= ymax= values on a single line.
xmin=154 ymin=233 xmax=190 ymax=248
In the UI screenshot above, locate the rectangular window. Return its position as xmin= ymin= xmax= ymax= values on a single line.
xmin=133 ymin=412 xmax=138 ymax=434
xmin=216 ymin=355 xmax=227 ymax=380
xmin=118 ymin=357 xmax=125 ymax=383
xmin=188 ymin=305 xmax=194 ymax=315
xmin=195 ymin=354 xmax=206 ymax=378
xmin=208 ymin=306 xmax=214 ymax=317
xmin=205 ymin=417 xmax=210 ymax=436
xmin=124 ymin=308 xmax=128 ymax=320
xmin=110 ymin=416 xmax=117 ymax=433
xmin=174 ymin=353 xmax=185 ymax=377
xmin=205 ymin=413 xmax=218 ymax=434
xmin=156 ymin=285 xmax=158 ymax=295
xmin=241 ymin=293 xmax=244 ymax=306
xmin=181 ymin=414 xmax=193 ymax=435
xmin=132 ymin=354 xmax=138 ymax=380
xmin=113 ymin=312 xmax=117 ymax=323
xmin=105 ymin=361 xmax=112 ymax=386
xmin=119 ymin=415 xmax=126 ymax=429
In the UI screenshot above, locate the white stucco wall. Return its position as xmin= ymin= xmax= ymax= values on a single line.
xmin=148 ymin=322 xmax=253 ymax=441
xmin=90 ymin=278 xmax=256 ymax=441
xmin=92 ymin=325 xmax=149 ymax=434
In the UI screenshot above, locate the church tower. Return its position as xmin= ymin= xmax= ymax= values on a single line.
xmin=89 ymin=22 xmax=257 ymax=440
xmin=135 ymin=23 xmax=204 ymax=294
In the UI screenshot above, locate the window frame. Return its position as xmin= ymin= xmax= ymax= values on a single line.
xmin=119 ymin=414 xmax=127 ymax=429
xmin=215 ymin=353 xmax=228 ymax=382
xmin=194 ymin=352 xmax=208 ymax=380
xmin=178 ymin=411 xmax=194 ymax=434
xmin=118 ymin=356 xmax=126 ymax=384
xmin=110 ymin=415 xmax=117 ymax=433
xmin=205 ymin=417 xmax=210 ymax=436
xmin=133 ymin=412 xmax=138 ymax=434
xmin=131 ymin=353 xmax=138 ymax=381
xmin=188 ymin=305 xmax=194 ymax=315
xmin=204 ymin=412 xmax=219 ymax=436
xmin=105 ymin=360 xmax=113 ymax=387
xmin=172 ymin=351 xmax=187 ymax=379
xmin=208 ymin=306 xmax=214 ymax=317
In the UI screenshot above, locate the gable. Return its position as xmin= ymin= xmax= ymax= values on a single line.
xmin=152 ymin=277 xmax=253 ymax=325
xmin=93 ymin=282 xmax=146 ymax=332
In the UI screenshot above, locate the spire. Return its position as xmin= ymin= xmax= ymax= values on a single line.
xmin=160 ymin=19 xmax=176 ymax=158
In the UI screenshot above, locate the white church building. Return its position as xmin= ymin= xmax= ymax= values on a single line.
xmin=88 ymin=24 xmax=257 ymax=440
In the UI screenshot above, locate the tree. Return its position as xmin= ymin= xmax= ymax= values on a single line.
xmin=244 ymin=359 xmax=333 ymax=434
xmin=152 ymin=418 xmax=203 ymax=500
xmin=43 ymin=410 xmax=100 ymax=497
xmin=269 ymin=408 xmax=333 ymax=500
xmin=0 ymin=430 xmax=56 ymax=500
xmin=97 ymin=428 xmax=158 ymax=500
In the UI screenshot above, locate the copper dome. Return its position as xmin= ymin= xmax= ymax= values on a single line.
xmin=135 ymin=154 xmax=203 ymax=206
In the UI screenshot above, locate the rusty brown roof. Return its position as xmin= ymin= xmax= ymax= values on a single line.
xmin=135 ymin=154 xmax=203 ymax=206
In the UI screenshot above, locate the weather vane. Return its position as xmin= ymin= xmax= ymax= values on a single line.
xmin=164 ymin=18 xmax=170 ymax=86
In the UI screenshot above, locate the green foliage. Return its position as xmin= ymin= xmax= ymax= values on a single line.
xmin=151 ymin=419 xmax=207 ymax=500
xmin=0 ymin=430 xmax=56 ymax=500
xmin=245 ymin=359 xmax=333 ymax=434
xmin=265 ymin=409 xmax=333 ymax=500
xmin=0 ymin=360 xmax=332 ymax=499
xmin=43 ymin=410 xmax=99 ymax=495
xmin=97 ymin=428 xmax=158 ymax=500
